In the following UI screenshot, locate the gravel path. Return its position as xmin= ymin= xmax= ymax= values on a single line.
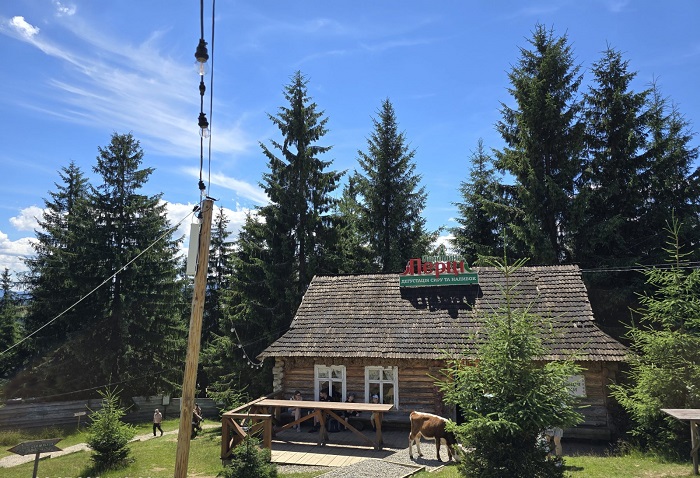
xmin=285 ymin=438 xmax=458 ymax=478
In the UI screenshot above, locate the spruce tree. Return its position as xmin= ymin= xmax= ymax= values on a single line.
xmin=642 ymin=82 xmax=700 ymax=263
xmin=575 ymin=46 xmax=650 ymax=269
xmin=23 ymin=161 xmax=90 ymax=356
xmin=335 ymin=177 xmax=374 ymax=274
xmin=610 ymin=216 xmax=700 ymax=458
xmin=259 ymin=71 xmax=342 ymax=297
xmin=451 ymin=139 xmax=508 ymax=265
xmin=439 ymin=256 xmax=583 ymax=477
xmin=84 ymin=132 xmax=185 ymax=397
xmin=204 ymin=207 xmax=233 ymax=342
xmin=209 ymin=72 xmax=342 ymax=397
xmin=353 ymin=98 xmax=433 ymax=272
xmin=8 ymin=134 xmax=185 ymax=399
xmin=0 ymin=268 xmax=23 ymax=379
xmin=495 ymin=24 xmax=584 ymax=264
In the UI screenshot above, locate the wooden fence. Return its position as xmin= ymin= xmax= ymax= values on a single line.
xmin=0 ymin=396 xmax=220 ymax=431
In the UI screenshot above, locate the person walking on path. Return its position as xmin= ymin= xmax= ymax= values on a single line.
xmin=153 ymin=408 xmax=163 ymax=436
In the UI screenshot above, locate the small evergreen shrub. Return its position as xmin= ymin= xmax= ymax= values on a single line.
xmin=439 ymin=256 xmax=583 ymax=478
xmin=86 ymin=388 xmax=136 ymax=471
xmin=218 ymin=436 xmax=278 ymax=478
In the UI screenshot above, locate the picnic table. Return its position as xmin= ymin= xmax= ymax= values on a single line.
xmin=661 ymin=408 xmax=700 ymax=475
xmin=221 ymin=397 xmax=394 ymax=460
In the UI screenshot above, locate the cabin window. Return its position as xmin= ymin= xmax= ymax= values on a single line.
xmin=365 ymin=366 xmax=399 ymax=408
xmin=314 ymin=365 xmax=346 ymax=400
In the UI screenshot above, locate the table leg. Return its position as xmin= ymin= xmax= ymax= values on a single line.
xmin=692 ymin=421 xmax=699 ymax=475
xmin=317 ymin=410 xmax=328 ymax=446
xmin=376 ymin=412 xmax=384 ymax=449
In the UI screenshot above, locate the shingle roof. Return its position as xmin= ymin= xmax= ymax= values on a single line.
xmin=259 ymin=265 xmax=627 ymax=362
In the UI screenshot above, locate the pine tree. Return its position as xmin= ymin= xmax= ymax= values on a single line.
xmin=439 ymin=256 xmax=583 ymax=477
xmin=0 ymin=268 xmax=23 ymax=378
xmin=83 ymin=132 xmax=185 ymax=397
xmin=451 ymin=139 xmax=509 ymax=264
xmin=207 ymin=72 xmax=342 ymax=397
xmin=8 ymin=134 xmax=185 ymax=399
xmin=610 ymin=216 xmax=700 ymax=458
xmin=23 ymin=161 xmax=90 ymax=356
xmin=354 ymin=98 xmax=433 ymax=272
xmin=641 ymin=82 xmax=700 ymax=263
xmin=575 ymin=46 xmax=650 ymax=269
xmin=495 ymin=24 xmax=584 ymax=264
xmin=334 ymin=177 xmax=374 ymax=274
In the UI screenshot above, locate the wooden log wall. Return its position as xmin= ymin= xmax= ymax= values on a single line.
xmin=278 ymin=357 xmax=620 ymax=440
xmin=0 ymin=396 xmax=220 ymax=431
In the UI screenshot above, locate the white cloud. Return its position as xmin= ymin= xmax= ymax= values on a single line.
xmin=53 ymin=1 xmax=77 ymax=17
xmin=0 ymin=231 xmax=35 ymax=278
xmin=163 ymin=200 xmax=253 ymax=258
xmin=8 ymin=16 xmax=40 ymax=38
xmin=9 ymin=206 xmax=44 ymax=232
xmin=433 ymin=233 xmax=455 ymax=254
xmin=0 ymin=201 xmax=253 ymax=279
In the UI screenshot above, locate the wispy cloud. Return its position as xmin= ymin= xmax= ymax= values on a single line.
xmin=0 ymin=10 xmax=252 ymax=160
xmin=52 ymin=1 xmax=76 ymax=17
xmin=601 ymin=0 xmax=630 ymax=13
xmin=183 ymin=167 xmax=268 ymax=205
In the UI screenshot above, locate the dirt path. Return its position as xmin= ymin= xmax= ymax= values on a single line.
xmin=0 ymin=424 xmax=216 ymax=468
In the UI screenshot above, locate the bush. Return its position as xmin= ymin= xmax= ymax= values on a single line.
xmin=218 ymin=436 xmax=277 ymax=478
xmin=85 ymin=388 xmax=136 ymax=471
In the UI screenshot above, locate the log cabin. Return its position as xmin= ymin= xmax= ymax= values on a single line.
xmin=258 ymin=264 xmax=627 ymax=440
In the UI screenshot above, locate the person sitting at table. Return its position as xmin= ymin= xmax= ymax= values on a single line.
xmin=369 ymin=394 xmax=380 ymax=431
xmin=341 ymin=393 xmax=360 ymax=431
xmin=327 ymin=391 xmax=342 ymax=433
xmin=309 ymin=389 xmax=331 ymax=432
xmin=291 ymin=390 xmax=303 ymax=432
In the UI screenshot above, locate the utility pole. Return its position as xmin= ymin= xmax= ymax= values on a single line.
xmin=174 ymin=197 xmax=213 ymax=478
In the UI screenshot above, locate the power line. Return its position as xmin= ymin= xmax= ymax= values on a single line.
xmin=580 ymin=262 xmax=700 ymax=273
xmin=0 ymin=207 xmax=198 ymax=357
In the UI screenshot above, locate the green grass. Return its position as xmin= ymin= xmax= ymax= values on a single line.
xmin=2 ymin=423 xmax=698 ymax=477
xmin=410 ymin=453 xmax=698 ymax=478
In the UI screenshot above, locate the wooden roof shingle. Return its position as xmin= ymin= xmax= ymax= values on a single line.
xmin=259 ymin=265 xmax=627 ymax=362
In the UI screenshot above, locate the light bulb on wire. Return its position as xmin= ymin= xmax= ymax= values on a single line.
xmin=194 ymin=38 xmax=209 ymax=76
xmin=198 ymin=112 xmax=210 ymax=138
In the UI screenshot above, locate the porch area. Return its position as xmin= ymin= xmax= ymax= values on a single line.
xmin=269 ymin=426 xmax=409 ymax=467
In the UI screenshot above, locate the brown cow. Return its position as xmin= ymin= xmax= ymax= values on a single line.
xmin=408 ymin=411 xmax=459 ymax=462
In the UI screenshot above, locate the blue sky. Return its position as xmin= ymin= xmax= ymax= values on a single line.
xmin=1 ymin=0 xmax=699 ymax=279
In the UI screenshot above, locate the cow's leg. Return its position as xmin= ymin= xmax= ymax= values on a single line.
xmin=415 ymin=432 xmax=423 ymax=457
xmin=408 ymin=432 xmax=414 ymax=459
xmin=436 ymin=437 xmax=442 ymax=462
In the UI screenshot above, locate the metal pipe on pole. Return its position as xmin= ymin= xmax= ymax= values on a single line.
xmin=174 ymin=197 xmax=214 ymax=478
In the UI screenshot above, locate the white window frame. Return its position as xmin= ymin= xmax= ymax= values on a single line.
xmin=314 ymin=364 xmax=346 ymax=401
xmin=365 ymin=366 xmax=399 ymax=409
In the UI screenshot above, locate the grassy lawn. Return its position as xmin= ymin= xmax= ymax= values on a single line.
xmin=410 ymin=454 xmax=698 ymax=478
xmin=2 ymin=422 xmax=698 ymax=477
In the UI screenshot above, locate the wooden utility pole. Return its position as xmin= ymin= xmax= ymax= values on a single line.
xmin=174 ymin=197 xmax=214 ymax=478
